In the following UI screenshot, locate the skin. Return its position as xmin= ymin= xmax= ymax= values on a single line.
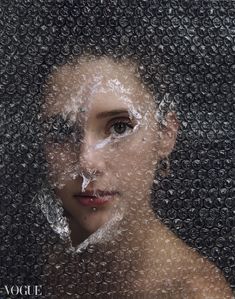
xmin=43 ymin=56 xmax=177 ymax=244
xmin=42 ymin=56 xmax=233 ymax=298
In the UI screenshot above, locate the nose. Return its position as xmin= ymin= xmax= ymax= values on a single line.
xmin=78 ymin=137 xmax=105 ymax=177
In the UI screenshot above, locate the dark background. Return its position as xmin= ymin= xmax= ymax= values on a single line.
xmin=0 ymin=0 xmax=234 ymax=296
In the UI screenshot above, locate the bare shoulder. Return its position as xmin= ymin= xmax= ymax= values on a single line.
xmin=177 ymin=241 xmax=233 ymax=298
xmin=181 ymin=269 xmax=234 ymax=299
xmin=148 ymin=221 xmax=233 ymax=298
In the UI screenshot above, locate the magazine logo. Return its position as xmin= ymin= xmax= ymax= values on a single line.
xmin=3 ymin=285 xmax=42 ymax=296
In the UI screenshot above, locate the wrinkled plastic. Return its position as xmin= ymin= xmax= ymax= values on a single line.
xmin=0 ymin=1 xmax=234 ymax=298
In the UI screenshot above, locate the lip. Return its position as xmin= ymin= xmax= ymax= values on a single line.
xmin=73 ymin=190 xmax=118 ymax=207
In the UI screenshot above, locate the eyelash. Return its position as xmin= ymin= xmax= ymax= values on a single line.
xmin=106 ymin=117 xmax=134 ymax=136
xmin=44 ymin=116 xmax=134 ymax=144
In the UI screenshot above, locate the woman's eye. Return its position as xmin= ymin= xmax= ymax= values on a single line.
xmin=108 ymin=119 xmax=134 ymax=136
xmin=47 ymin=130 xmax=74 ymax=143
xmin=45 ymin=127 xmax=74 ymax=144
xmin=43 ymin=115 xmax=80 ymax=144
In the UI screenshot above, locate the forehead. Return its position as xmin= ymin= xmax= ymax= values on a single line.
xmin=43 ymin=57 xmax=152 ymax=117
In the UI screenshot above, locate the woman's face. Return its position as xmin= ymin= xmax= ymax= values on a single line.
xmin=42 ymin=57 xmax=177 ymax=243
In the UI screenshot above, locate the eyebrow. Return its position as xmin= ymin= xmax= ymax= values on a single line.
xmin=96 ymin=109 xmax=129 ymax=119
xmin=43 ymin=109 xmax=129 ymax=124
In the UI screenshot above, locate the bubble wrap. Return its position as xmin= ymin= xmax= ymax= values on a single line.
xmin=0 ymin=1 xmax=234 ymax=298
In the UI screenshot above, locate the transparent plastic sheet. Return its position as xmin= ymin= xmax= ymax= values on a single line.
xmin=0 ymin=0 xmax=234 ymax=298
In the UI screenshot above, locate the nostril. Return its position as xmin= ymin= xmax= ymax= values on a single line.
xmin=80 ymin=170 xmax=98 ymax=192
xmin=78 ymin=145 xmax=105 ymax=176
xmin=80 ymin=169 xmax=102 ymax=180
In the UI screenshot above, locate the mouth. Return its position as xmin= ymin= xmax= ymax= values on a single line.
xmin=73 ymin=190 xmax=119 ymax=207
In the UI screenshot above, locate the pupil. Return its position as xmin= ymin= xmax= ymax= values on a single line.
xmin=114 ymin=123 xmax=126 ymax=134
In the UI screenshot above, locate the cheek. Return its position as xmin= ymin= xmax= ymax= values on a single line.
xmin=108 ymin=132 xmax=158 ymax=191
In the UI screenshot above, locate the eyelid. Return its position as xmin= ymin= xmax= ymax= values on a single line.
xmin=43 ymin=119 xmax=81 ymax=144
xmin=105 ymin=116 xmax=134 ymax=134
xmin=108 ymin=116 xmax=134 ymax=126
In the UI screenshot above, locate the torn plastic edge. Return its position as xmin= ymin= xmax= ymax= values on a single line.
xmin=33 ymin=182 xmax=127 ymax=253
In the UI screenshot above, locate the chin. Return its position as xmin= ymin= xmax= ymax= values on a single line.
xmin=84 ymin=222 xmax=104 ymax=235
xmin=80 ymin=210 xmax=111 ymax=232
